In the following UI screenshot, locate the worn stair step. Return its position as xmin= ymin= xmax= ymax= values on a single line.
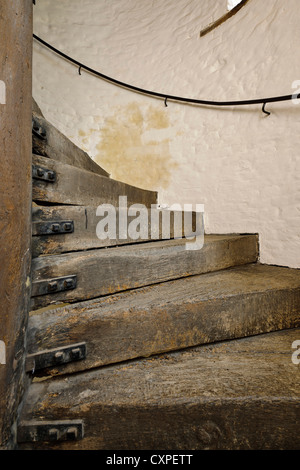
xmin=30 ymin=234 xmax=258 ymax=310
xmin=32 ymin=111 xmax=110 ymax=177
xmin=18 ymin=328 xmax=300 ymax=450
xmin=31 ymin=204 xmax=201 ymax=257
xmin=27 ymin=263 xmax=300 ymax=376
xmin=32 ymin=154 xmax=157 ymax=208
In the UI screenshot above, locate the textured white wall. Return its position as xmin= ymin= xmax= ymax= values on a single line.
xmin=33 ymin=0 xmax=300 ymax=268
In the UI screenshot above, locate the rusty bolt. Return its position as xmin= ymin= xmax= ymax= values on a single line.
xmin=63 ymin=222 xmax=72 ymax=232
xmin=54 ymin=351 xmax=64 ymax=363
xmin=70 ymin=348 xmax=81 ymax=360
xmin=48 ymin=281 xmax=58 ymax=292
xmin=64 ymin=278 xmax=74 ymax=289
xmin=66 ymin=427 xmax=78 ymax=440
xmin=51 ymin=223 xmax=60 ymax=233
xmin=37 ymin=167 xmax=44 ymax=177
xmin=48 ymin=428 xmax=60 ymax=441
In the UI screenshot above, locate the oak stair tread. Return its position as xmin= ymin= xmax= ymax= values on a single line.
xmin=27 ymin=263 xmax=300 ymax=376
xmin=18 ymin=328 xmax=300 ymax=450
xmin=32 ymin=154 xmax=157 ymax=208
xmin=30 ymin=233 xmax=258 ymax=310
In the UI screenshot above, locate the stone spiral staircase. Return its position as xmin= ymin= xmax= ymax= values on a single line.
xmin=16 ymin=102 xmax=300 ymax=450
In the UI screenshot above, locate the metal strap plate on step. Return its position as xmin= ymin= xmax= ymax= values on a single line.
xmin=32 ymin=117 xmax=47 ymax=140
xmin=32 ymin=164 xmax=56 ymax=182
xmin=18 ymin=420 xmax=84 ymax=443
xmin=25 ymin=342 xmax=86 ymax=373
xmin=33 ymin=220 xmax=74 ymax=236
xmin=31 ymin=275 xmax=77 ymax=297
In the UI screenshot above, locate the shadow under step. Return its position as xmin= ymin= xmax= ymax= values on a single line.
xmin=27 ymin=263 xmax=300 ymax=377
xmin=30 ymin=234 xmax=258 ymax=310
xmin=18 ymin=328 xmax=300 ymax=450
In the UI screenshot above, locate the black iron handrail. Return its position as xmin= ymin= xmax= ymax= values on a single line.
xmin=33 ymin=34 xmax=298 ymax=112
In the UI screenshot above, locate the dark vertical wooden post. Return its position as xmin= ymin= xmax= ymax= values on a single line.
xmin=0 ymin=1 xmax=32 ymax=449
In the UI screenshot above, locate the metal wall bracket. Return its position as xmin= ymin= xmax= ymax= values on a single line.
xmin=32 ymin=117 xmax=47 ymax=140
xmin=25 ymin=342 xmax=86 ymax=373
xmin=33 ymin=220 xmax=74 ymax=236
xmin=32 ymin=164 xmax=56 ymax=182
xmin=31 ymin=275 xmax=77 ymax=297
xmin=18 ymin=420 xmax=84 ymax=443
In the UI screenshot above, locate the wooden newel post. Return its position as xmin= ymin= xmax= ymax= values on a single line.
xmin=0 ymin=1 xmax=32 ymax=449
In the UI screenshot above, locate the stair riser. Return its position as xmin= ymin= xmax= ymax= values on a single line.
xmin=32 ymin=154 xmax=157 ymax=208
xmin=18 ymin=401 xmax=300 ymax=450
xmin=18 ymin=329 xmax=300 ymax=450
xmin=30 ymin=235 xmax=258 ymax=309
xmin=32 ymin=204 xmax=201 ymax=257
xmin=27 ymin=286 xmax=300 ymax=376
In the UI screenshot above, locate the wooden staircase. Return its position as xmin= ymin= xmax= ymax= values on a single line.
xmin=17 ymin=104 xmax=300 ymax=449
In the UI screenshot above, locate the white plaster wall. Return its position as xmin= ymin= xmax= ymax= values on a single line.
xmin=33 ymin=0 xmax=300 ymax=268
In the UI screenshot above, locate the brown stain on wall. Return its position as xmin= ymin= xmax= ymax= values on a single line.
xmin=78 ymin=129 xmax=89 ymax=151
xmin=145 ymin=105 xmax=170 ymax=130
xmin=80 ymin=103 xmax=178 ymax=191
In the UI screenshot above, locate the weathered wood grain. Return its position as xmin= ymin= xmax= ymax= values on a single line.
xmin=30 ymin=234 xmax=258 ymax=309
xmin=32 ymin=111 xmax=110 ymax=177
xmin=0 ymin=2 xmax=32 ymax=450
xmin=32 ymin=154 xmax=157 ymax=208
xmin=18 ymin=329 xmax=300 ymax=450
xmin=27 ymin=264 xmax=300 ymax=376
xmin=32 ymin=204 xmax=200 ymax=256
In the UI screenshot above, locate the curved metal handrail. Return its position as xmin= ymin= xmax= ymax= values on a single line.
xmin=33 ymin=33 xmax=297 ymax=112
